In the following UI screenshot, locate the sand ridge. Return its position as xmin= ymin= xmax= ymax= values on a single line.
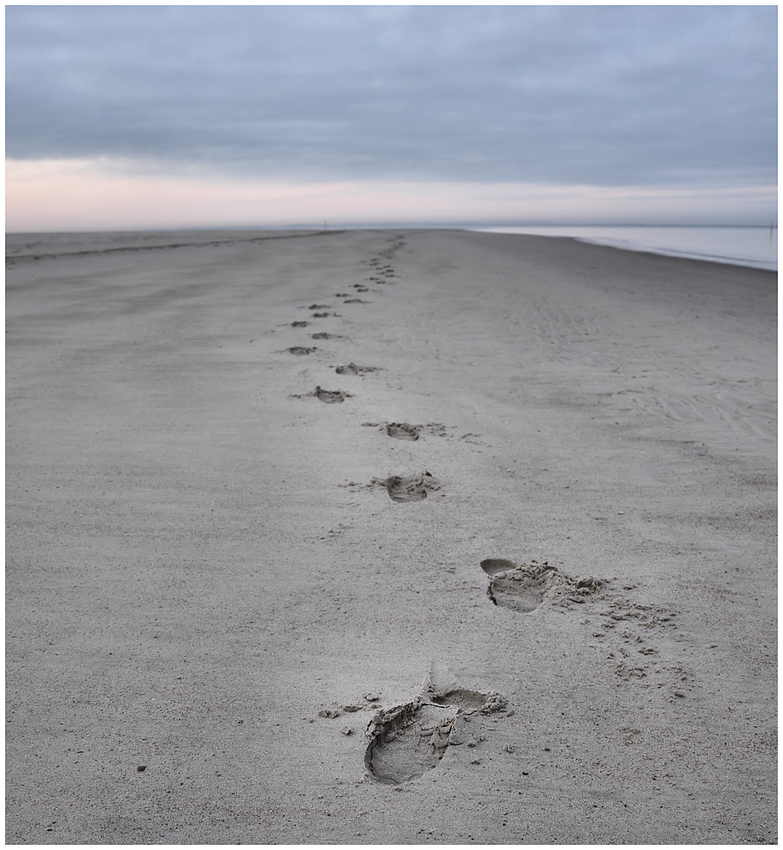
xmin=6 ymin=229 xmax=776 ymax=843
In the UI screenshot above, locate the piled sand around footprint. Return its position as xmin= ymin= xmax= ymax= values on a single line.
xmin=6 ymin=229 xmax=776 ymax=844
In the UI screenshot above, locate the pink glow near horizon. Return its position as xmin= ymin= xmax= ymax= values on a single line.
xmin=5 ymin=159 xmax=777 ymax=232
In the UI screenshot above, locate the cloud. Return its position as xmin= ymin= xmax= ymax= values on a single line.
xmin=6 ymin=5 xmax=777 ymax=187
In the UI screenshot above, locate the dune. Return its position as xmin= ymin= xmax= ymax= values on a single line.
xmin=6 ymin=228 xmax=776 ymax=843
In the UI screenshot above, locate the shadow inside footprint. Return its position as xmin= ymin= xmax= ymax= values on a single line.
xmin=286 ymin=346 xmax=317 ymax=355
xmin=480 ymin=558 xmax=516 ymax=576
xmin=387 ymin=423 xmax=420 ymax=441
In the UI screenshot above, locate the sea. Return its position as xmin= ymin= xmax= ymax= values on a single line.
xmin=470 ymin=225 xmax=777 ymax=272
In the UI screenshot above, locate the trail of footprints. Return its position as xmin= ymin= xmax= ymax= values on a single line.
xmin=277 ymin=234 xmax=686 ymax=784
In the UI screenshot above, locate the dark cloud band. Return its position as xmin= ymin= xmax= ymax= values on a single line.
xmin=6 ymin=5 xmax=777 ymax=187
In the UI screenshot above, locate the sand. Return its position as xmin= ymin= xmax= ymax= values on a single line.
xmin=5 ymin=228 xmax=776 ymax=844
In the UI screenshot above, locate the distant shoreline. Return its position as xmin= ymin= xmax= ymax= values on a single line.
xmin=472 ymin=224 xmax=778 ymax=271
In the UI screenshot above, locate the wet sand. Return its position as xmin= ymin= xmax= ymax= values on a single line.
xmin=6 ymin=228 xmax=777 ymax=844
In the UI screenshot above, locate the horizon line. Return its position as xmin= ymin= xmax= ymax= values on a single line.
xmin=6 ymin=221 xmax=777 ymax=236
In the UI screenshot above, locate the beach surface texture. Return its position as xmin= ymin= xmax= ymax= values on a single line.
xmin=6 ymin=229 xmax=776 ymax=844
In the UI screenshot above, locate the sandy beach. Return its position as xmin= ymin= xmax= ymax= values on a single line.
xmin=6 ymin=229 xmax=776 ymax=844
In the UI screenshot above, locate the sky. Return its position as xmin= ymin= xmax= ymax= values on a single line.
xmin=5 ymin=4 xmax=778 ymax=232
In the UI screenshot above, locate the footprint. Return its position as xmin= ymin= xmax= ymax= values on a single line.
xmin=291 ymin=321 xmax=309 ymax=328
xmin=429 ymin=688 xmax=490 ymax=711
xmin=344 ymin=298 xmax=369 ymax=304
xmin=308 ymin=304 xmax=331 ymax=309
xmin=286 ymin=346 xmax=317 ymax=355
xmin=364 ymin=671 xmax=507 ymax=785
xmin=311 ymin=312 xmax=331 ymax=318
xmin=377 ymin=472 xmax=440 ymax=502
xmin=364 ymin=699 xmax=455 ymax=785
xmin=311 ymin=332 xmax=343 ymax=340
xmin=335 ymin=363 xmax=378 ymax=375
xmin=481 ymin=559 xmax=601 ymax=613
xmin=363 ymin=422 xmax=446 ymax=438
xmin=314 ymin=386 xmax=351 ymax=403
xmin=386 ymin=422 xmax=420 ymax=441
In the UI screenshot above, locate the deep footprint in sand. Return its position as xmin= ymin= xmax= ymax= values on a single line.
xmin=481 ymin=559 xmax=601 ymax=613
xmin=314 ymin=386 xmax=351 ymax=403
xmin=286 ymin=346 xmax=317 ymax=355
xmin=378 ymin=472 xmax=439 ymax=502
xmin=364 ymin=699 xmax=455 ymax=785
xmin=364 ymin=674 xmax=507 ymax=785
xmin=335 ymin=363 xmax=379 ymax=375
xmin=386 ymin=422 xmax=420 ymax=441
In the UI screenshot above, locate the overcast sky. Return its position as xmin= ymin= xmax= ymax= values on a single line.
xmin=5 ymin=5 xmax=778 ymax=230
